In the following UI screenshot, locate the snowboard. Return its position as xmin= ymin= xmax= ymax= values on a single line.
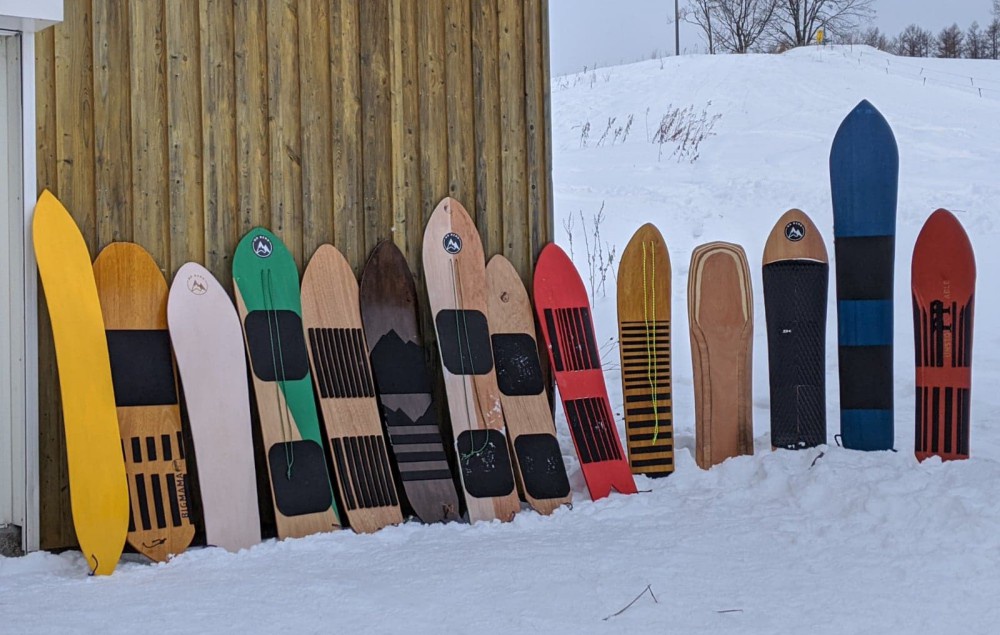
xmin=912 ymin=209 xmax=975 ymax=462
xmin=486 ymin=254 xmax=572 ymax=514
xmin=93 ymin=242 xmax=195 ymax=562
xmin=830 ymin=99 xmax=898 ymax=451
xmin=616 ymin=223 xmax=674 ymax=477
xmin=533 ymin=243 xmax=637 ymax=501
xmin=688 ymin=242 xmax=754 ymax=469
xmin=33 ymin=190 xmax=129 ymax=575
xmin=232 ymin=228 xmax=341 ymax=538
xmin=762 ymin=209 xmax=829 ymax=450
xmin=422 ymin=198 xmax=520 ymax=523
xmin=359 ymin=240 xmax=460 ymax=523
xmin=301 ymin=244 xmax=404 ymax=533
xmin=167 ymin=262 xmax=261 ymax=551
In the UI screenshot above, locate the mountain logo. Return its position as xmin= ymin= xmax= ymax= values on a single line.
xmin=443 ymin=232 xmax=463 ymax=255
xmin=186 ymin=274 xmax=208 ymax=296
xmin=784 ymin=221 xmax=805 ymax=242
xmin=252 ymin=235 xmax=273 ymax=258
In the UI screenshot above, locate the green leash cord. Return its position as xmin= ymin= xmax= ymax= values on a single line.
xmin=262 ymin=268 xmax=295 ymax=478
xmin=642 ymin=241 xmax=660 ymax=444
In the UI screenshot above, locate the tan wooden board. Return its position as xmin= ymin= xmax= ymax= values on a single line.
xmin=762 ymin=209 xmax=828 ymax=265
xmin=167 ymin=262 xmax=261 ymax=552
xmin=93 ymin=242 xmax=195 ymax=562
xmin=486 ymin=254 xmax=572 ymax=515
xmin=301 ymin=245 xmax=404 ymax=533
xmin=688 ymin=242 xmax=754 ymax=469
xmin=617 ymin=223 xmax=674 ymax=477
xmin=422 ymin=197 xmax=520 ymax=523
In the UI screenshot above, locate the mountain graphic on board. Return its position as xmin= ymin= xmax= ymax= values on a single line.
xmin=369 ymin=330 xmax=433 ymax=394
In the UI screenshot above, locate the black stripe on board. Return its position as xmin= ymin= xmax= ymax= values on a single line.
xmin=396 ymin=451 xmax=450 ymax=463
xmin=631 ymin=457 xmax=674 ymax=468
xmin=390 ymin=433 xmax=447 ymax=445
xmin=944 ymin=388 xmax=954 ymax=455
xmin=619 ymin=322 xmax=669 ymax=331
xmin=106 ymin=329 xmax=178 ymax=407
xmin=912 ymin=296 xmax=922 ymax=368
xmin=146 ymin=437 xmax=157 ymax=462
xmin=625 ymin=392 xmax=671 ymax=403
xmin=166 ymin=473 xmax=182 ymax=528
xmin=959 ymin=388 xmax=971 ymax=455
xmin=131 ymin=437 xmax=142 ymax=463
xmin=347 ymin=437 xmax=373 ymax=509
xmin=915 ymin=387 xmax=923 ymax=453
xmin=150 ymin=474 xmax=166 ymax=530
xmin=627 ymin=406 xmax=673 ymax=416
xmin=628 ymin=431 xmax=674 ymax=441
xmin=332 ymin=438 xmax=357 ymax=511
xmin=376 ymin=436 xmax=399 ymax=507
xmin=931 ymin=387 xmax=940 ymax=454
xmin=564 ymin=397 xmax=622 ymax=463
xmin=834 ymin=235 xmax=895 ymax=300
xmin=400 ymin=469 xmax=455 ymax=482
xmin=134 ymin=474 xmax=151 ymax=532
xmin=176 ymin=432 xmax=185 ymax=460
xmin=629 ymin=444 xmax=674 ymax=456
xmin=161 ymin=434 xmax=173 ymax=461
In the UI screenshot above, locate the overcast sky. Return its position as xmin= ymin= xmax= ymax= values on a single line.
xmin=549 ymin=0 xmax=995 ymax=75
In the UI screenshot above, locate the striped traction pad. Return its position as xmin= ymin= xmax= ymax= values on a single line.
xmin=545 ymin=306 xmax=623 ymax=464
xmin=308 ymin=326 xmax=399 ymax=511
xmin=914 ymin=297 xmax=973 ymax=459
xmin=121 ymin=432 xmax=190 ymax=536
xmin=619 ymin=320 xmax=674 ymax=475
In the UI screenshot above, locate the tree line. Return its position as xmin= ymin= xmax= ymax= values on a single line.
xmin=683 ymin=0 xmax=1000 ymax=59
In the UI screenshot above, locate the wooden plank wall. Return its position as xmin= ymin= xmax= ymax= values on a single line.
xmin=34 ymin=0 xmax=554 ymax=549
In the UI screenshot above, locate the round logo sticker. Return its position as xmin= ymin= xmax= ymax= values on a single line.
xmin=443 ymin=232 xmax=463 ymax=255
xmin=252 ymin=235 xmax=273 ymax=258
xmin=784 ymin=221 xmax=805 ymax=242
xmin=186 ymin=274 xmax=208 ymax=296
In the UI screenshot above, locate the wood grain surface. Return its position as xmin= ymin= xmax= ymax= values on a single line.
xmin=422 ymin=198 xmax=520 ymax=523
xmin=359 ymin=241 xmax=460 ymax=523
xmin=301 ymin=244 xmax=404 ymax=533
xmin=616 ymin=223 xmax=674 ymax=477
xmin=688 ymin=242 xmax=754 ymax=469
xmin=93 ymin=242 xmax=195 ymax=562
xmin=167 ymin=262 xmax=261 ymax=552
xmin=762 ymin=209 xmax=828 ymax=265
xmin=486 ymin=254 xmax=571 ymax=514
xmin=33 ymin=191 xmax=129 ymax=575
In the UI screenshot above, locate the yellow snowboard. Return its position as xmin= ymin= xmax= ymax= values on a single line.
xmin=33 ymin=190 xmax=129 ymax=575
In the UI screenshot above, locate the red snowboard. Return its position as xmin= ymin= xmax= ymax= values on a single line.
xmin=912 ymin=209 xmax=976 ymax=461
xmin=533 ymin=243 xmax=637 ymax=500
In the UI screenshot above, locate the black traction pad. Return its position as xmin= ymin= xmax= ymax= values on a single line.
xmin=267 ymin=440 xmax=333 ymax=517
xmin=245 ymin=310 xmax=310 ymax=382
xmin=435 ymin=309 xmax=494 ymax=375
xmin=492 ymin=333 xmax=545 ymax=397
xmin=457 ymin=429 xmax=515 ymax=498
xmin=106 ymin=329 xmax=178 ymax=407
xmin=514 ymin=433 xmax=571 ymax=500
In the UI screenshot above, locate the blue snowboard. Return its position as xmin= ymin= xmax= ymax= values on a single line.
xmin=829 ymin=100 xmax=898 ymax=451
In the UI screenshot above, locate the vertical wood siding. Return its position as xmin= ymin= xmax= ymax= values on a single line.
xmin=34 ymin=0 xmax=553 ymax=549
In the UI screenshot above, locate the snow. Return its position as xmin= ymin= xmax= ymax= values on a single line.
xmin=4 ymin=45 xmax=1000 ymax=632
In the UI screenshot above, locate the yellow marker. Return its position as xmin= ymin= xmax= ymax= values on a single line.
xmin=817 ymin=29 xmax=825 ymax=45
xmin=33 ymin=190 xmax=129 ymax=575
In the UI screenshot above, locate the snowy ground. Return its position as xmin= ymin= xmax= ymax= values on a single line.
xmin=4 ymin=46 xmax=1000 ymax=633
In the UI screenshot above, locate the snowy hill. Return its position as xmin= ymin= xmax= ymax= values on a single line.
xmin=4 ymin=46 xmax=1000 ymax=633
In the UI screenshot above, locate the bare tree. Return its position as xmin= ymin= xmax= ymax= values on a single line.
xmin=987 ymin=19 xmax=1000 ymax=60
xmin=995 ymin=0 xmax=1000 ymax=19
xmin=965 ymin=21 xmax=989 ymax=59
xmin=859 ymin=26 xmax=889 ymax=51
xmin=684 ymin=0 xmax=719 ymax=54
xmin=937 ymin=23 xmax=964 ymax=58
xmin=892 ymin=24 xmax=936 ymax=57
xmin=771 ymin=0 xmax=875 ymax=48
xmin=713 ymin=0 xmax=780 ymax=53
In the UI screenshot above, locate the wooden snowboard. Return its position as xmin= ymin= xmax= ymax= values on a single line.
xmin=93 ymin=242 xmax=195 ymax=562
xmin=486 ymin=254 xmax=572 ymax=514
xmin=422 ymin=198 xmax=520 ymax=523
xmin=762 ymin=210 xmax=829 ymax=450
xmin=33 ymin=190 xmax=129 ymax=575
xmin=616 ymin=223 xmax=674 ymax=477
xmin=301 ymin=244 xmax=404 ymax=533
xmin=167 ymin=262 xmax=261 ymax=551
xmin=232 ymin=228 xmax=341 ymax=538
xmin=688 ymin=242 xmax=754 ymax=469
xmin=830 ymin=99 xmax=898 ymax=451
xmin=359 ymin=240 xmax=460 ymax=523
xmin=912 ymin=209 xmax=975 ymax=462
xmin=533 ymin=243 xmax=637 ymax=501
